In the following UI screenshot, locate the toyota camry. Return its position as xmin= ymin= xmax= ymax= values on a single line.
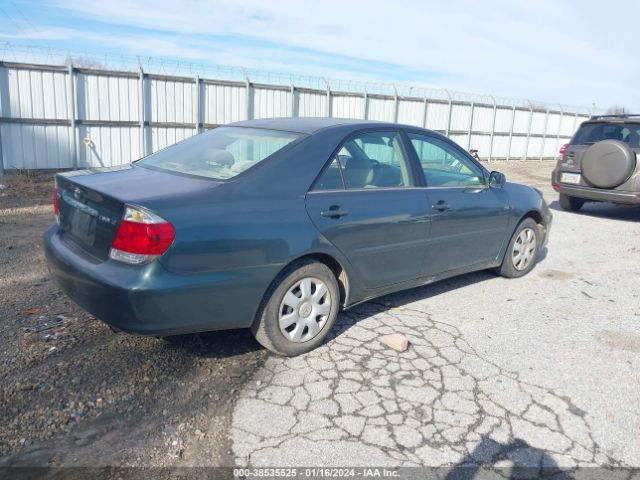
xmin=44 ymin=118 xmax=551 ymax=356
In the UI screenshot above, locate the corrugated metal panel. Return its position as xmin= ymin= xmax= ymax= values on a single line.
xmin=253 ymin=87 xmax=290 ymax=119
xmin=425 ymin=102 xmax=449 ymax=131
xmin=471 ymin=106 xmax=493 ymax=132
xmin=397 ymin=99 xmax=423 ymax=126
xmin=512 ymin=109 xmax=531 ymax=134
xmin=77 ymin=73 xmax=139 ymax=121
xmin=530 ymin=111 xmax=547 ymax=135
xmin=367 ymin=97 xmax=394 ymax=121
xmin=469 ymin=134 xmax=491 ymax=155
xmin=1 ymin=123 xmax=71 ymax=169
xmin=449 ymin=104 xmax=471 ymax=132
xmin=204 ymin=83 xmax=246 ymax=125
xmin=297 ymin=91 xmax=326 ymax=117
xmin=78 ymin=125 xmax=141 ymax=167
xmin=149 ymin=78 xmax=195 ymax=123
xmin=331 ymin=94 xmax=365 ymax=119
xmin=151 ymin=127 xmax=195 ymax=152
xmin=494 ymin=108 xmax=513 ymax=133
xmin=1 ymin=67 xmax=69 ymax=119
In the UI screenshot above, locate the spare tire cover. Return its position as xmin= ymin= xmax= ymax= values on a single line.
xmin=582 ymin=140 xmax=636 ymax=188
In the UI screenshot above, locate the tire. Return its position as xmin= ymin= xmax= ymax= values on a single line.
xmin=497 ymin=218 xmax=541 ymax=278
xmin=251 ymin=259 xmax=340 ymax=356
xmin=559 ymin=193 xmax=584 ymax=212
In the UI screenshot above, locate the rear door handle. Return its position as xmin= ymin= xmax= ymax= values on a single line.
xmin=433 ymin=201 xmax=451 ymax=212
xmin=320 ymin=206 xmax=349 ymax=218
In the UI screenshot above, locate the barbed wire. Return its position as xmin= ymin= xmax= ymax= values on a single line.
xmin=0 ymin=42 xmax=599 ymax=114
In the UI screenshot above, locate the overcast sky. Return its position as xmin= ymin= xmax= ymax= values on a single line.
xmin=0 ymin=0 xmax=637 ymax=110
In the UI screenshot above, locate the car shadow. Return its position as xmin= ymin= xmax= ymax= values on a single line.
xmin=444 ymin=437 xmax=573 ymax=479
xmin=160 ymin=328 xmax=264 ymax=358
xmin=549 ymin=200 xmax=640 ymax=222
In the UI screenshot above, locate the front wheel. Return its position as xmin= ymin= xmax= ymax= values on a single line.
xmin=559 ymin=193 xmax=584 ymax=211
xmin=251 ymin=260 xmax=340 ymax=356
xmin=497 ymin=218 xmax=541 ymax=278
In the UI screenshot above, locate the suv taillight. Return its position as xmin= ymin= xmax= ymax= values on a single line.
xmin=110 ymin=206 xmax=175 ymax=265
xmin=559 ymin=143 xmax=569 ymax=158
xmin=53 ymin=188 xmax=59 ymax=216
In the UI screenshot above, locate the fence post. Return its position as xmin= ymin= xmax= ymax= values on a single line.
xmin=362 ymin=90 xmax=368 ymax=120
xmin=393 ymin=84 xmax=399 ymax=123
xmin=555 ymin=108 xmax=564 ymax=155
xmin=523 ymin=102 xmax=534 ymax=160
xmin=466 ymin=102 xmax=474 ymax=150
xmin=540 ymin=108 xmax=550 ymax=160
xmin=290 ymin=84 xmax=296 ymax=117
xmin=506 ymin=106 xmax=516 ymax=161
xmin=324 ymin=79 xmax=331 ymax=117
xmin=445 ymin=90 xmax=453 ymax=137
xmin=422 ymin=96 xmax=429 ymax=128
xmin=195 ymin=75 xmax=201 ymax=133
xmin=488 ymin=96 xmax=497 ymax=161
xmin=244 ymin=71 xmax=253 ymax=120
xmin=68 ymin=63 xmax=78 ymax=169
xmin=138 ymin=67 xmax=146 ymax=157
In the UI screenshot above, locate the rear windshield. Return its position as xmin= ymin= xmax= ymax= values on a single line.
xmin=137 ymin=127 xmax=301 ymax=179
xmin=572 ymin=122 xmax=640 ymax=148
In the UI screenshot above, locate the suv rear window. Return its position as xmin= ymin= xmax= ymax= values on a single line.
xmin=572 ymin=122 xmax=640 ymax=148
xmin=137 ymin=127 xmax=301 ymax=180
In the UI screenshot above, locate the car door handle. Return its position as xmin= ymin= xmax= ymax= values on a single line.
xmin=320 ymin=206 xmax=349 ymax=219
xmin=432 ymin=201 xmax=451 ymax=212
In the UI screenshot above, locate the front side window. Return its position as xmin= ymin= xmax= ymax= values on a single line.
xmin=138 ymin=127 xmax=301 ymax=180
xmin=327 ymin=131 xmax=414 ymax=189
xmin=408 ymin=133 xmax=485 ymax=187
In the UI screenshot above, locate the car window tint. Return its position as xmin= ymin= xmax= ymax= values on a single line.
xmin=408 ymin=133 xmax=485 ymax=187
xmin=312 ymin=158 xmax=344 ymax=191
xmin=572 ymin=123 xmax=640 ymax=148
xmin=340 ymin=132 xmax=414 ymax=189
xmin=137 ymin=127 xmax=301 ymax=180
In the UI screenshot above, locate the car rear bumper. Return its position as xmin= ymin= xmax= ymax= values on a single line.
xmin=43 ymin=226 xmax=269 ymax=336
xmin=557 ymin=184 xmax=640 ymax=204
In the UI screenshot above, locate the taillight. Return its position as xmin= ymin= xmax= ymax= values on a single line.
xmin=53 ymin=188 xmax=60 ymax=221
xmin=559 ymin=143 xmax=569 ymax=158
xmin=552 ymin=183 xmax=560 ymax=191
xmin=109 ymin=206 xmax=175 ymax=265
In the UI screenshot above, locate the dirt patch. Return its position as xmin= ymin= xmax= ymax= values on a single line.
xmin=595 ymin=331 xmax=640 ymax=353
xmin=0 ymin=173 xmax=53 ymax=210
xmin=0 ymin=203 xmax=267 ymax=467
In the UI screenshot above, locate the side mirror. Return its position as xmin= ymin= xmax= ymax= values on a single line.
xmin=489 ymin=171 xmax=506 ymax=187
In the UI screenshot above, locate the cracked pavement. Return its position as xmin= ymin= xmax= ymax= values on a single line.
xmin=230 ymin=171 xmax=640 ymax=470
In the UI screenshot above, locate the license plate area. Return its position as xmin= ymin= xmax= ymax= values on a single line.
xmin=71 ymin=209 xmax=97 ymax=246
xmin=561 ymin=172 xmax=581 ymax=184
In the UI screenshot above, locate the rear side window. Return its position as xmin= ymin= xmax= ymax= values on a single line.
xmin=572 ymin=123 xmax=640 ymax=148
xmin=312 ymin=131 xmax=414 ymax=191
xmin=138 ymin=127 xmax=301 ymax=180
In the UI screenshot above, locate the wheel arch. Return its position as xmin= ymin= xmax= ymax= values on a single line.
xmin=250 ymin=251 xmax=352 ymax=330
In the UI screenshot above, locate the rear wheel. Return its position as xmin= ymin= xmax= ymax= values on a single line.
xmin=498 ymin=218 xmax=540 ymax=278
xmin=252 ymin=260 xmax=340 ymax=356
xmin=559 ymin=193 xmax=584 ymax=212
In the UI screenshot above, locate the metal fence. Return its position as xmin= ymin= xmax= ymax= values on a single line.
xmin=0 ymin=59 xmax=595 ymax=175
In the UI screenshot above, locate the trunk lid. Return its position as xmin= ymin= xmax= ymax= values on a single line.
xmin=55 ymin=164 xmax=220 ymax=260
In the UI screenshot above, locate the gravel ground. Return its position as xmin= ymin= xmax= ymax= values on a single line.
xmin=1 ymin=162 xmax=639 ymax=472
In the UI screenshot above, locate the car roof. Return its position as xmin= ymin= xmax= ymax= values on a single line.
xmin=586 ymin=114 xmax=640 ymax=124
xmin=228 ymin=117 xmax=402 ymax=134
